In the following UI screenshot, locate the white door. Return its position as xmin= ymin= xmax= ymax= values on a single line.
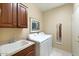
xmin=72 ymin=4 xmax=79 ymax=56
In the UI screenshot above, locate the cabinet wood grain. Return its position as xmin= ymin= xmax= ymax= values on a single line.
xmin=13 ymin=44 xmax=36 ymax=56
xmin=18 ymin=3 xmax=28 ymax=28
xmin=0 ymin=3 xmax=28 ymax=28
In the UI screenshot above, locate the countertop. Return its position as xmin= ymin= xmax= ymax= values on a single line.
xmin=0 ymin=40 xmax=35 ymax=56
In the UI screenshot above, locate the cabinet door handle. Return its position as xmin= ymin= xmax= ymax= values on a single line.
xmin=0 ymin=8 xmax=1 ymax=16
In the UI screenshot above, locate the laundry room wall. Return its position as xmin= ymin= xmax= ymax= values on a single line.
xmin=43 ymin=4 xmax=73 ymax=52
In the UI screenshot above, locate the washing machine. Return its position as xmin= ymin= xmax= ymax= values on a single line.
xmin=28 ymin=32 xmax=52 ymax=56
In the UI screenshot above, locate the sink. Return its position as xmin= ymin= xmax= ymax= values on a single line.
xmin=0 ymin=40 xmax=34 ymax=56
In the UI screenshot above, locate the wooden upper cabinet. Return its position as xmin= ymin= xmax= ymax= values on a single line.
xmin=18 ymin=3 xmax=28 ymax=28
xmin=0 ymin=3 xmax=17 ymax=27
xmin=0 ymin=3 xmax=28 ymax=28
xmin=0 ymin=4 xmax=2 ymax=24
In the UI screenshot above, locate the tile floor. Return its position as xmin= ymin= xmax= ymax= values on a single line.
xmin=50 ymin=48 xmax=72 ymax=56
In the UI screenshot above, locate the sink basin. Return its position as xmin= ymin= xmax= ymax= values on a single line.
xmin=0 ymin=40 xmax=34 ymax=56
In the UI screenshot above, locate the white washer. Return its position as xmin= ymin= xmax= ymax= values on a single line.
xmin=28 ymin=33 xmax=52 ymax=56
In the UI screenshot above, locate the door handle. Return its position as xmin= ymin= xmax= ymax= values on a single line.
xmin=0 ymin=8 xmax=1 ymax=16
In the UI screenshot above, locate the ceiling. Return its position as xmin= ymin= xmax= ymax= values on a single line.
xmin=35 ymin=3 xmax=65 ymax=12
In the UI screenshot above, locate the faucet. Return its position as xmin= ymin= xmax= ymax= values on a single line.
xmin=8 ymin=37 xmax=16 ymax=43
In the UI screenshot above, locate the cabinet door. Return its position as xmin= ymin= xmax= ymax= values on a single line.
xmin=12 ymin=44 xmax=35 ymax=56
xmin=18 ymin=3 xmax=28 ymax=28
xmin=0 ymin=4 xmax=2 ymax=23
xmin=0 ymin=3 xmax=17 ymax=27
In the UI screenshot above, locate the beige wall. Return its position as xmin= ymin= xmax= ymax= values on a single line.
xmin=0 ymin=3 xmax=43 ymax=44
xmin=43 ymin=4 xmax=73 ymax=52
xmin=25 ymin=3 xmax=43 ymax=31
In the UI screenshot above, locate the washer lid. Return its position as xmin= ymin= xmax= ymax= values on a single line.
xmin=29 ymin=34 xmax=52 ymax=43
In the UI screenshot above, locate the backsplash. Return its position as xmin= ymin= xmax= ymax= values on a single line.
xmin=0 ymin=28 xmax=29 ymax=45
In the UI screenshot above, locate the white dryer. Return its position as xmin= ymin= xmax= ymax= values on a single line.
xmin=28 ymin=32 xmax=52 ymax=56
